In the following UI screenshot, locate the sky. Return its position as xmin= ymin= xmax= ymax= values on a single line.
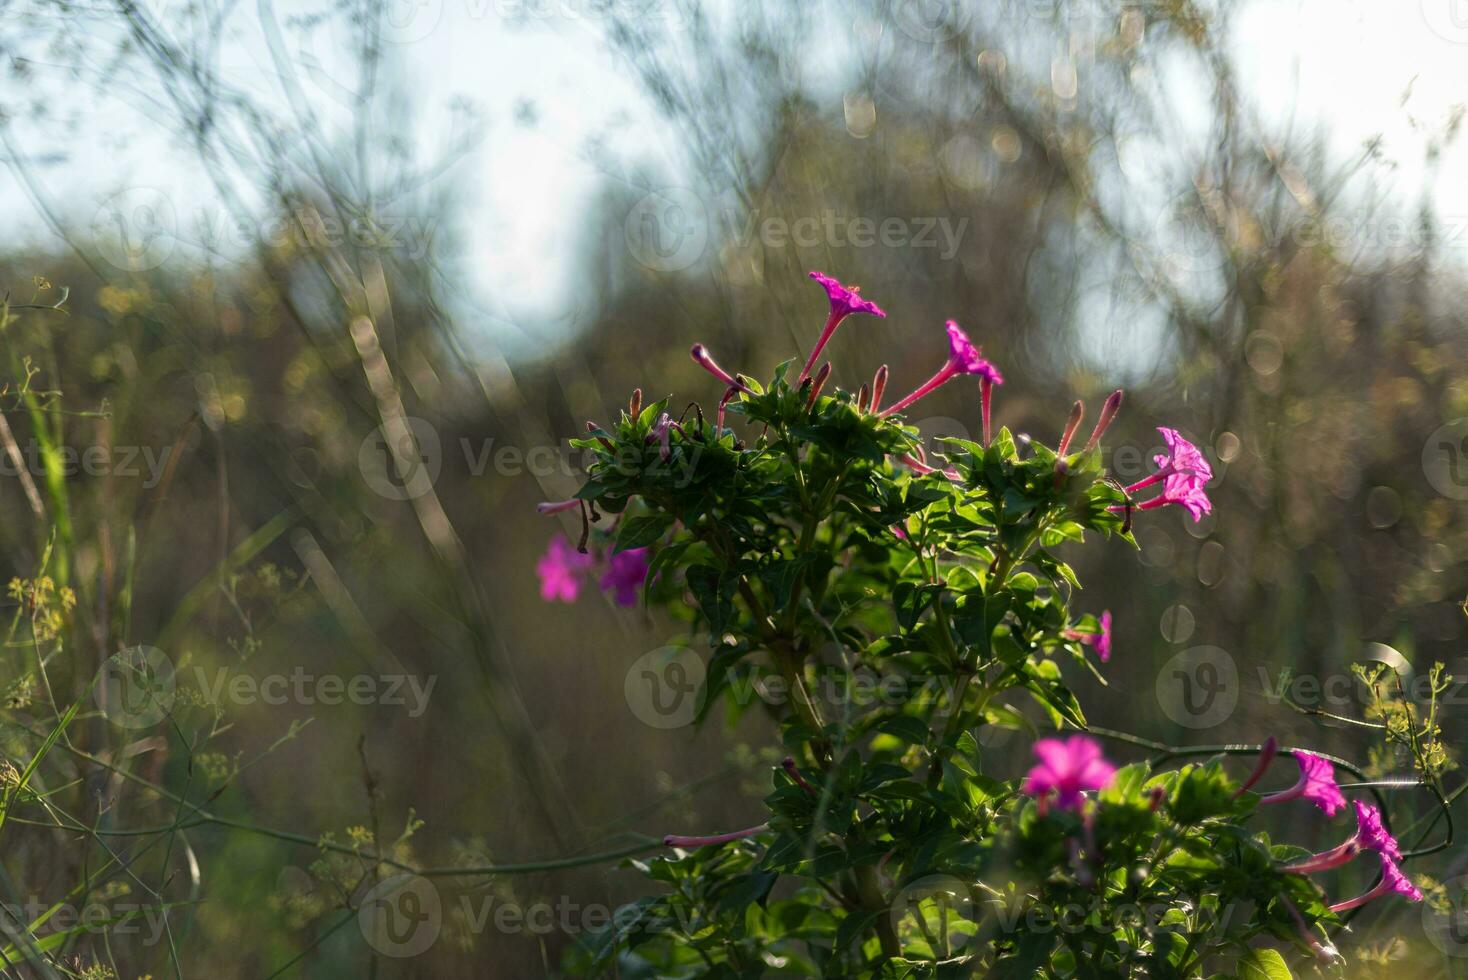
xmin=3 ymin=0 xmax=1467 ymax=348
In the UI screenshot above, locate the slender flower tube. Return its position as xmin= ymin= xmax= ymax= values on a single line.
xmin=1260 ymin=751 xmax=1346 ymax=816
xmin=663 ymin=823 xmax=769 ymax=848
xmin=800 ymin=271 xmax=887 ymax=382
xmin=981 ymin=376 xmax=996 ymax=444
xmin=1234 ymin=736 xmax=1279 ymax=796
xmin=716 ymin=384 xmax=740 ymax=434
xmin=1328 ymin=852 xmax=1424 ymax=912
xmin=806 ymin=362 xmax=832 ymax=410
xmin=628 ymin=387 xmax=642 ymax=420
xmin=897 ymin=454 xmax=960 ymax=481
xmin=1084 ymin=389 xmax=1124 ymax=451
xmin=1287 ymin=801 xmax=1403 ymax=873
xmin=857 ymin=382 xmax=871 ymax=413
xmin=586 ymin=420 xmax=614 ymax=450
xmin=1057 ymin=401 xmax=1085 ymax=458
xmin=782 ymin=757 xmax=818 ymax=797
xmin=882 ymin=321 xmax=1004 ymax=417
xmin=1283 ymin=897 xmax=1340 ymax=964
xmin=871 ymin=364 xmax=889 ymax=413
xmin=690 ymin=343 xmax=752 ymax=392
xmin=536 ymin=500 xmax=580 ymax=515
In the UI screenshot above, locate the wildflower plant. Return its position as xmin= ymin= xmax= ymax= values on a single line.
xmin=541 ymin=273 xmax=1440 ymax=977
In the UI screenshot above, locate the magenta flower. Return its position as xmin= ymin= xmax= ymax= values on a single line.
xmin=1328 ymin=852 xmax=1423 ymax=912
xmin=1352 ymin=800 xmax=1403 ymax=860
xmin=1287 ymin=800 xmax=1403 ymax=874
xmin=600 ymin=547 xmax=651 ymax=607
xmin=1260 ymin=751 xmax=1346 ymax=817
xmin=1063 ymin=610 xmax=1113 ymax=663
xmin=536 ymin=535 xmax=593 ymax=602
xmin=1022 ymin=735 xmax=1117 ymax=811
xmin=881 ymin=321 xmax=1004 ymax=417
xmin=799 ymin=272 xmax=887 ymax=382
xmin=1114 ymin=427 xmax=1214 ymax=522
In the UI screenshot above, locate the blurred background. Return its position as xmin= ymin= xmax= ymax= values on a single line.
xmin=0 ymin=0 xmax=1465 ymax=975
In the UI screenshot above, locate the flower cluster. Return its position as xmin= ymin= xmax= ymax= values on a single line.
xmin=534 ymin=534 xmax=650 ymax=607
xmin=538 ymin=271 xmax=1427 ymax=978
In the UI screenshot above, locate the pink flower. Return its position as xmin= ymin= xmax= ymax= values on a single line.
xmin=799 ymin=272 xmax=887 ymax=383
xmin=1116 ymin=427 xmax=1214 ymax=522
xmin=1095 ymin=611 xmax=1112 ymax=662
xmin=1286 ymin=801 xmax=1403 ymax=874
xmin=536 ymin=535 xmax=593 ymax=602
xmin=1063 ymin=610 xmax=1112 ymax=663
xmin=1260 ymin=751 xmax=1346 ymax=817
xmin=600 ymin=547 xmax=651 ymax=607
xmin=1352 ymin=800 xmax=1403 ymax=860
xmin=1022 ymin=735 xmax=1117 ymax=811
xmin=881 ymin=321 xmax=1004 ymax=417
xmin=1328 ymin=852 xmax=1423 ymax=912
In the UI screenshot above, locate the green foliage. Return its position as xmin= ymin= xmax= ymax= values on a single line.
xmin=561 ymin=369 xmax=1344 ymax=977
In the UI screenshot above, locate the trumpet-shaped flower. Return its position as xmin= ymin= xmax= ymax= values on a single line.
xmin=600 ymin=547 xmax=651 ymax=607
xmin=799 ymin=272 xmax=886 ymax=382
xmin=1260 ymin=751 xmax=1345 ymax=816
xmin=536 ymin=535 xmax=593 ymax=602
xmin=1022 ymin=735 xmax=1116 ymax=811
xmin=1114 ymin=427 xmax=1214 ymax=522
xmin=1328 ymin=852 xmax=1423 ymax=912
xmin=882 ymin=321 xmax=1003 ymax=417
xmin=1286 ymin=801 xmax=1403 ymax=874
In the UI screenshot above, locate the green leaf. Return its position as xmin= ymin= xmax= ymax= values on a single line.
xmin=616 ymin=514 xmax=672 ymax=552
xmin=1236 ymin=948 xmax=1292 ymax=980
